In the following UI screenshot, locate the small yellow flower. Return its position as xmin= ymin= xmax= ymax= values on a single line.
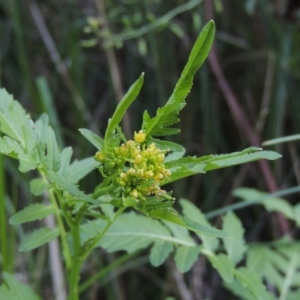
xmin=134 ymin=130 xmax=146 ymax=143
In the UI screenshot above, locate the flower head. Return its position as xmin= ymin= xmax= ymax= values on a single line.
xmin=95 ymin=133 xmax=170 ymax=203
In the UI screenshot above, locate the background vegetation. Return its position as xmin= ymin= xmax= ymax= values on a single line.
xmin=1 ymin=0 xmax=300 ymax=299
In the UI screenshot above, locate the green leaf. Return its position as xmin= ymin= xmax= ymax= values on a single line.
xmin=80 ymin=212 xmax=195 ymax=254
xmin=180 ymin=199 xmax=219 ymax=251
xmin=204 ymin=150 xmax=281 ymax=171
xmin=46 ymin=127 xmax=61 ymax=172
xmin=47 ymin=171 xmax=94 ymax=204
xmin=149 ymin=138 xmax=185 ymax=162
xmin=147 ymin=207 xmax=227 ymax=239
xmin=246 ymin=246 xmax=268 ymax=275
xmin=105 ymin=73 xmax=144 ymax=142
xmin=34 ymin=113 xmax=49 ymax=146
xmin=202 ymin=251 xmax=234 ymax=283
xmin=20 ymin=227 xmax=60 ymax=251
xmin=224 ymin=280 xmax=256 ymax=300
xmin=67 ymin=157 xmax=96 ymax=184
xmin=234 ymin=188 xmax=294 ymax=220
xmin=222 ymin=211 xmax=247 ymax=264
xmin=147 ymin=207 xmax=186 ymax=226
xmin=58 ymin=147 xmax=73 ymax=176
xmin=174 ymin=246 xmax=201 ymax=273
xmin=234 ymin=267 xmax=271 ymax=300
xmin=0 ymin=272 xmax=41 ymax=300
xmin=0 ymin=88 xmax=30 ymax=147
xmin=182 ymin=216 xmax=228 ymax=239
xmin=22 ymin=122 xmax=39 ymax=162
xmin=164 ymin=148 xmax=281 ymax=184
xmin=150 ymin=241 xmax=173 ymax=267
xmin=9 ymin=204 xmax=55 ymax=225
xmin=29 ymin=178 xmax=50 ymax=196
xmin=79 ymin=128 xmax=104 ymax=150
xmin=0 ymin=136 xmax=36 ymax=172
xmin=143 ymin=21 xmax=215 ymax=138
xmin=294 ymin=203 xmax=300 ymax=227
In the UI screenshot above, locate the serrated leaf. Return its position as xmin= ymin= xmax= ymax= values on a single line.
xmin=204 ymin=150 xmax=281 ymax=171
xmin=47 ymin=171 xmax=94 ymax=204
xmin=9 ymin=203 xmax=55 ymax=225
xmin=143 ymin=21 xmax=215 ymax=138
xmin=180 ymin=199 xmax=219 ymax=251
xmin=164 ymin=148 xmax=281 ymax=184
xmin=147 ymin=207 xmax=186 ymax=226
xmin=20 ymin=227 xmax=60 ymax=251
xmin=222 ymin=211 xmax=247 ymax=264
xmin=150 ymin=241 xmax=173 ymax=267
xmin=79 ymin=128 xmax=104 ymax=150
xmin=67 ymin=157 xmax=96 ymax=184
xmin=0 ymin=88 xmax=30 ymax=146
xmin=80 ymin=212 xmax=195 ymax=254
xmin=182 ymin=216 xmax=228 ymax=239
xmin=235 ymin=267 xmax=271 ymax=300
xmin=105 ymin=73 xmax=144 ymax=142
xmin=147 ymin=207 xmax=227 ymax=239
xmin=34 ymin=113 xmax=49 ymax=144
xmin=0 ymin=272 xmax=41 ymax=300
xmin=46 ymin=127 xmax=61 ymax=172
xmin=22 ymin=121 xmax=39 ymax=162
xmin=203 ymin=251 xmax=234 ymax=283
xmin=174 ymin=245 xmax=201 ymax=273
xmin=234 ymin=188 xmax=294 ymax=220
xmin=29 ymin=178 xmax=49 ymax=196
xmin=0 ymin=136 xmax=36 ymax=172
xmin=58 ymin=147 xmax=73 ymax=176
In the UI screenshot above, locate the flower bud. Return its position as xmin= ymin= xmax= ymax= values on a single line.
xmin=134 ymin=130 xmax=146 ymax=143
xmin=95 ymin=151 xmax=105 ymax=162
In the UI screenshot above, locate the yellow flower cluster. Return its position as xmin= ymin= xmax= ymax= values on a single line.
xmin=95 ymin=131 xmax=171 ymax=201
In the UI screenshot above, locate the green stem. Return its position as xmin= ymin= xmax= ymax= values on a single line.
xmin=40 ymin=172 xmax=72 ymax=268
xmin=79 ymin=251 xmax=137 ymax=293
xmin=68 ymin=207 xmax=125 ymax=300
xmin=81 ymin=207 xmax=125 ymax=261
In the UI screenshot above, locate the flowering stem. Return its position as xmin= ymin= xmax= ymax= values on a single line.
xmin=67 ymin=207 xmax=125 ymax=300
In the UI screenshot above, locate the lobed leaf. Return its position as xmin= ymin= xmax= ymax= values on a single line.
xmin=165 ymin=148 xmax=281 ymax=184
xmin=80 ymin=212 xmax=195 ymax=254
xmin=143 ymin=21 xmax=215 ymax=138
